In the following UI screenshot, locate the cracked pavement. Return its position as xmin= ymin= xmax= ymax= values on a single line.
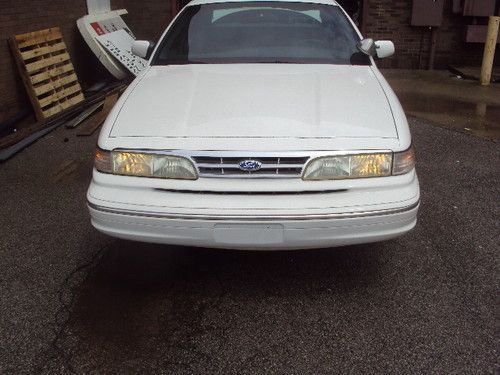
xmin=0 ymin=119 xmax=498 ymax=374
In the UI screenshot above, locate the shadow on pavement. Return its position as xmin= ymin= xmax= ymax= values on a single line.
xmin=67 ymin=241 xmax=384 ymax=357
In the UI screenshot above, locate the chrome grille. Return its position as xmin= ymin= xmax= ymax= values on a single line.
xmin=191 ymin=155 xmax=310 ymax=178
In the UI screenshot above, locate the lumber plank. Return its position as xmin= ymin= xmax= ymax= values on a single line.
xmin=39 ymin=83 xmax=82 ymax=109
xmin=25 ymin=52 xmax=71 ymax=74
xmin=30 ymin=63 xmax=73 ymax=85
xmin=21 ymin=42 xmax=66 ymax=60
xmin=42 ymin=94 xmax=86 ymax=118
xmin=33 ymin=73 xmax=78 ymax=96
xmin=15 ymin=28 xmax=62 ymax=48
xmin=8 ymin=37 xmax=45 ymax=120
xmin=77 ymin=93 xmax=119 ymax=136
xmin=65 ymin=102 xmax=104 ymax=129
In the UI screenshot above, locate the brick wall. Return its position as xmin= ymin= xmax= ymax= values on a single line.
xmin=364 ymin=0 xmax=500 ymax=69
xmin=0 ymin=0 xmax=172 ymax=123
xmin=122 ymin=0 xmax=172 ymax=42
xmin=0 ymin=0 xmax=111 ymax=123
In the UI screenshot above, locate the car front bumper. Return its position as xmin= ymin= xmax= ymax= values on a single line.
xmin=88 ymin=201 xmax=419 ymax=250
xmin=87 ymin=168 xmax=420 ymax=250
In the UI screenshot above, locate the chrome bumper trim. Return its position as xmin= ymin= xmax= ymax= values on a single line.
xmin=88 ymin=201 xmax=420 ymax=222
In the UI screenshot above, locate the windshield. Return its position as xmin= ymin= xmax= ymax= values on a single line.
xmin=153 ymin=2 xmax=369 ymax=65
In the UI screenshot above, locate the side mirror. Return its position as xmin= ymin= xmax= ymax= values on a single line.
xmin=131 ymin=40 xmax=155 ymax=59
xmin=357 ymin=38 xmax=395 ymax=59
xmin=357 ymin=38 xmax=376 ymax=56
xmin=374 ymin=40 xmax=395 ymax=59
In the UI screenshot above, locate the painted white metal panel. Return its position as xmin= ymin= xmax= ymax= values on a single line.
xmin=77 ymin=9 xmax=133 ymax=79
xmin=105 ymin=64 xmax=398 ymax=140
xmin=96 ymin=30 xmax=148 ymax=76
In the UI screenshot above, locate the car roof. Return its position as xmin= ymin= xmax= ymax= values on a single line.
xmin=187 ymin=0 xmax=339 ymax=6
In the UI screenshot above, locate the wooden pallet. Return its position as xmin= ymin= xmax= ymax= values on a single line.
xmin=9 ymin=27 xmax=85 ymax=121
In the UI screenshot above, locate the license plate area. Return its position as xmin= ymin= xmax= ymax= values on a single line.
xmin=213 ymin=224 xmax=284 ymax=245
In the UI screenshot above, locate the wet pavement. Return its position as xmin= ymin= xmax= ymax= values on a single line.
xmin=0 ymin=118 xmax=499 ymax=374
xmin=384 ymin=69 xmax=500 ymax=140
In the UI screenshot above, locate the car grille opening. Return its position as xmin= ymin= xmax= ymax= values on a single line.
xmin=192 ymin=155 xmax=310 ymax=178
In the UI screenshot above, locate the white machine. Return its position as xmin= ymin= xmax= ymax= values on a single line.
xmin=77 ymin=6 xmax=147 ymax=79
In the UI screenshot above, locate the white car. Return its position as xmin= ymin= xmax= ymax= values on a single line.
xmin=87 ymin=0 xmax=420 ymax=250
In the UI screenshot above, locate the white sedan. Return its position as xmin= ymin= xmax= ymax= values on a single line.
xmin=87 ymin=0 xmax=420 ymax=250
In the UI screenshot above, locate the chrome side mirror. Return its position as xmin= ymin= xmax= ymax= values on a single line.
xmin=357 ymin=38 xmax=376 ymax=56
xmin=131 ymin=40 xmax=155 ymax=59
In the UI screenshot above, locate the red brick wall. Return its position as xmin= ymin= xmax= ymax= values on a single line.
xmin=0 ymin=0 xmax=92 ymax=121
xmin=0 ymin=0 xmax=113 ymax=123
xmin=0 ymin=0 xmax=172 ymax=123
xmin=363 ymin=0 xmax=500 ymax=69
xmin=122 ymin=0 xmax=173 ymax=42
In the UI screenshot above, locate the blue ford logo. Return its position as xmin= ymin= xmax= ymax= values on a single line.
xmin=239 ymin=159 xmax=262 ymax=172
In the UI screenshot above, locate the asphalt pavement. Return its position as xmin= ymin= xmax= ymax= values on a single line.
xmin=0 ymin=119 xmax=498 ymax=374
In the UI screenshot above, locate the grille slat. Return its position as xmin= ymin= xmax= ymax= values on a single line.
xmin=192 ymin=155 xmax=309 ymax=178
xmin=196 ymin=163 xmax=305 ymax=169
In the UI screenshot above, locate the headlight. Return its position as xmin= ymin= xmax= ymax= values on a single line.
xmin=302 ymin=147 xmax=416 ymax=180
xmin=302 ymin=153 xmax=392 ymax=180
xmin=94 ymin=149 xmax=198 ymax=180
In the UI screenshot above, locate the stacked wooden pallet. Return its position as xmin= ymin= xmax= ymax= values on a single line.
xmin=9 ymin=27 xmax=85 ymax=121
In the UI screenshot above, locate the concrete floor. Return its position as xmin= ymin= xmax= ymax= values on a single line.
xmin=384 ymin=69 xmax=500 ymax=140
xmin=0 ymin=116 xmax=498 ymax=374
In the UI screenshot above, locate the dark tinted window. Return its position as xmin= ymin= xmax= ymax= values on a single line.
xmin=153 ymin=2 xmax=368 ymax=65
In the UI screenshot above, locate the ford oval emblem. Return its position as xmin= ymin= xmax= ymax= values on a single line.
xmin=239 ymin=159 xmax=262 ymax=172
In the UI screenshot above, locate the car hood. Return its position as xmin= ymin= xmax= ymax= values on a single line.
xmin=110 ymin=64 xmax=397 ymax=139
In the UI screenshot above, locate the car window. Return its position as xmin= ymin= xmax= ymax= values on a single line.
xmin=153 ymin=1 xmax=369 ymax=65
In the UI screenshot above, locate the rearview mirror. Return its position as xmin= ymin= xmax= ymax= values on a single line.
xmin=357 ymin=39 xmax=395 ymax=59
xmin=131 ymin=40 xmax=155 ymax=59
